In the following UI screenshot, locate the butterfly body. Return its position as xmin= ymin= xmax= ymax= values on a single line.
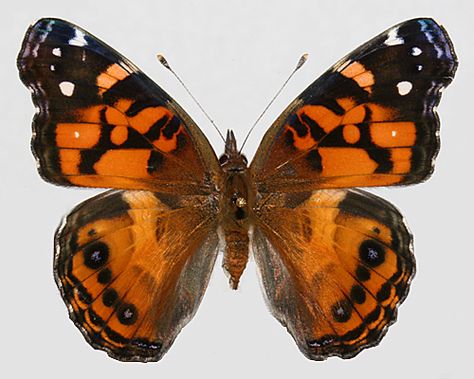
xmin=218 ymin=130 xmax=254 ymax=289
xmin=18 ymin=17 xmax=456 ymax=362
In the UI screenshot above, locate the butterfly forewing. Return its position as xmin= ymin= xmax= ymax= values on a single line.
xmin=251 ymin=18 xmax=457 ymax=193
xmin=18 ymin=18 xmax=220 ymax=193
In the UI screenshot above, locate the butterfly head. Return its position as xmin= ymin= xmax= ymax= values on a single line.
xmin=219 ymin=130 xmax=248 ymax=172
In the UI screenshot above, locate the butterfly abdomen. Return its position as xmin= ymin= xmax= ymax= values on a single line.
xmin=222 ymin=230 xmax=250 ymax=290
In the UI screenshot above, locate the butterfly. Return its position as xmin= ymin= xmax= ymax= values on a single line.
xmin=18 ymin=17 xmax=457 ymax=362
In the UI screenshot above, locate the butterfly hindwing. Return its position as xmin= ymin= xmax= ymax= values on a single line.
xmin=251 ymin=18 xmax=457 ymax=192
xmin=18 ymin=18 xmax=219 ymax=192
xmin=253 ymin=189 xmax=414 ymax=359
xmin=55 ymin=190 xmax=218 ymax=361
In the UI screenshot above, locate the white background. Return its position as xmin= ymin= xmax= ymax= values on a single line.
xmin=2 ymin=0 xmax=473 ymax=377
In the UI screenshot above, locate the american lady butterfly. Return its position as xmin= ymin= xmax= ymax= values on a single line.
xmin=18 ymin=18 xmax=457 ymax=362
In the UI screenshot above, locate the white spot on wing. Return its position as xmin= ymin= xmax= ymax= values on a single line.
xmin=69 ymin=29 xmax=88 ymax=47
xmin=391 ymin=130 xmax=397 ymax=137
xmin=385 ymin=28 xmax=404 ymax=46
xmin=74 ymin=131 xmax=80 ymax=138
xmin=397 ymin=81 xmax=413 ymax=96
xmin=52 ymin=47 xmax=61 ymax=57
xmin=59 ymin=81 xmax=75 ymax=96
xmin=411 ymin=46 xmax=422 ymax=56
xmin=50 ymin=65 xmax=55 ymax=71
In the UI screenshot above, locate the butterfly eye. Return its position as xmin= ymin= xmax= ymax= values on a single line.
xmin=219 ymin=154 xmax=229 ymax=165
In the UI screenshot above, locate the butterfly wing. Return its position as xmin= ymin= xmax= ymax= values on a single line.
xmin=251 ymin=18 xmax=456 ymax=359
xmin=18 ymin=18 xmax=219 ymax=192
xmin=19 ymin=18 xmax=222 ymax=361
xmin=55 ymin=190 xmax=218 ymax=361
xmin=253 ymin=189 xmax=413 ymax=359
xmin=250 ymin=18 xmax=457 ymax=192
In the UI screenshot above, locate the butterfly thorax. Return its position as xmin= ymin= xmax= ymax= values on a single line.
xmin=218 ymin=130 xmax=254 ymax=289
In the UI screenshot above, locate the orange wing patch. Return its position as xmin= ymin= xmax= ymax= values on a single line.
xmin=97 ymin=64 xmax=130 ymax=95
xmin=59 ymin=149 xmax=81 ymax=175
xmin=110 ymin=125 xmax=129 ymax=145
xmin=340 ymin=61 xmax=375 ymax=93
xmin=370 ymin=122 xmax=416 ymax=147
xmin=342 ymin=124 xmax=361 ymax=144
xmin=318 ymin=147 xmax=378 ymax=176
xmin=56 ymin=123 xmax=101 ymax=148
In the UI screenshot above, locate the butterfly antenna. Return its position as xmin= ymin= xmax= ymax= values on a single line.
xmin=157 ymin=54 xmax=226 ymax=142
xmin=238 ymin=53 xmax=308 ymax=154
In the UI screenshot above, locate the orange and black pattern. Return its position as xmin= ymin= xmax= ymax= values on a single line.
xmin=55 ymin=190 xmax=218 ymax=361
xmin=18 ymin=18 xmax=457 ymax=362
xmin=18 ymin=19 xmax=218 ymax=193
xmin=251 ymin=19 xmax=457 ymax=192
xmin=254 ymin=189 xmax=414 ymax=360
